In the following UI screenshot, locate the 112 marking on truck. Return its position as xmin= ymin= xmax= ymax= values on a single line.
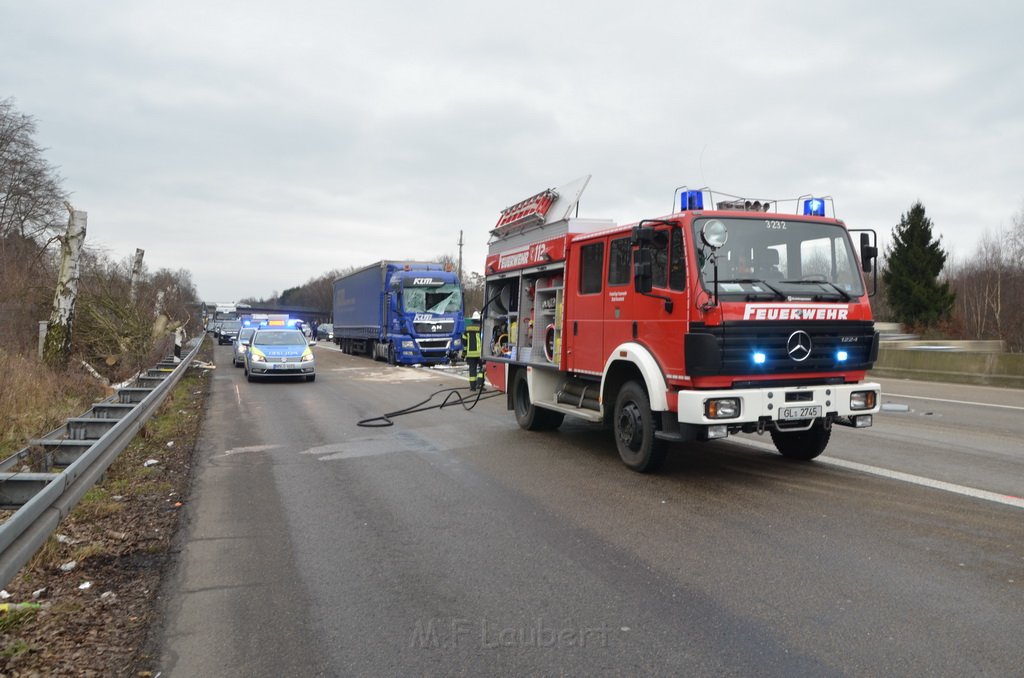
xmin=481 ymin=176 xmax=881 ymax=472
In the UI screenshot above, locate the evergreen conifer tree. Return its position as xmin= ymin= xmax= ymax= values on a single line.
xmin=882 ymin=202 xmax=955 ymax=328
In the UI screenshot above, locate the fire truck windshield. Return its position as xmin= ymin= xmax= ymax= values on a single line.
xmin=402 ymin=284 xmax=463 ymax=314
xmin=692 ymin=217 xmax=865 ymax=298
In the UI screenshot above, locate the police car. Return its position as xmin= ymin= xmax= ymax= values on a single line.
xmin=232 ymin=327 xmax=257 ymax=367
xmin=244 ymin=327 xmax=316 ymax=382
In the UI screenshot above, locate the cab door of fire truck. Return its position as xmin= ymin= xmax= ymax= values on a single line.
xmin=563 ymin=234 xmax=639 ymax=374
xmin=602 ymin=233 xmax=638 ymax=359
xmin=564 ymin=238 xmax=607 ymax=374
xmin=634 ymin=223 xmax=690 ymax=379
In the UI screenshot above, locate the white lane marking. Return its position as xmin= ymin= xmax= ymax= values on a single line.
xmin=884 ymin=393 xmax=1024 ymax=412
xmin=733 ymin=437 xmax=1024 ymax=509
xmin=820 ymin=457 xmax=1024 ymax=509
xmin=222 ymin=444 xmax=283 ymax=456
xmin=235 ymin=384 xmax=241 ymax=407
xmin=300 ymin=441 xmax=404 ymax=460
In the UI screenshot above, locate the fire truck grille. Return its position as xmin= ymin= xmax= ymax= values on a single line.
xmin=695 ymin=321 xmax=878 ymax=375
xmin=414 ymin=320 xmax=454 ymax=335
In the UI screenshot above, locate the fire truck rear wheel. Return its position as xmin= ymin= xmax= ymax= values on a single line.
xmin=512 ymin=370 xmax=564 ymax=431
xmin=613 ymin=381 xmax=667 ymax=473
xmin=769 ymin=420 xmax=830 ymax=460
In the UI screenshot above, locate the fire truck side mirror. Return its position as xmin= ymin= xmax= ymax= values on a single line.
xmin=634 ymin=249 xmax=653 ymax=294
xmin=860 ymin=233 xmax=878 ymax=273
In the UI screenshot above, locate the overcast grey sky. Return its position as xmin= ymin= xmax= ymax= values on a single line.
xmin=4 ymin=0 xmax=1022 ymax=301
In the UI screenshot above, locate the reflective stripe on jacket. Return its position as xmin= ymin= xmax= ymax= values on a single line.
xmin=463 ymin=325 xmax=481 ymax=358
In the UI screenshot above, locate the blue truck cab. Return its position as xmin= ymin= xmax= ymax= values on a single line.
xmin=333 ymin=261 xmax=464 ymax=366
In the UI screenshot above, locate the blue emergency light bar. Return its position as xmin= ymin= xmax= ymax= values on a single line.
xmin=803 ymin=198 xmax=826 ymax=216
xmin=680 ymin=190 xmax=704 ymax=211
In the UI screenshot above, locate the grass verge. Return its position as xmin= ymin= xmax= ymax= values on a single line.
xmin=0 ymin=338 xmax=213 ymax=676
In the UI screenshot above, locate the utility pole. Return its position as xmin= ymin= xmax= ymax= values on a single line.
xmin=457 ymin=229 xmax=464 ymax=285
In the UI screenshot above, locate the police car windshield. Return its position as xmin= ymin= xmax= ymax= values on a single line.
xmin=254 ymin=330 xmax=306 ymax=346
xmin=692 ymin=217 xmax=865 ymax=298
xmin=403 ymin=284 xmax=463 ymax=314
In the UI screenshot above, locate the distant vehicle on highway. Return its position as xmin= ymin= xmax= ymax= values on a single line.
xmin=232 ymin=327 xmax=257 ymax=367
xmin=217 ymin=320 xmax=242 ymax=345
xmin=244 ymin=328 xmax=316 ymax=382
xmin=317 ymin=323 xmax=334 ymax=342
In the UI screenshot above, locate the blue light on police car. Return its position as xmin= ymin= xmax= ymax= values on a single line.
xmin=753 ymin=351 xmax=766 ymax=365
xmin=681 ymin=190 xmax=704 ymax=211
xmin=803 ymin=198 xmax=826 ymax=216
xmin=836 ymin=350 xmax=849 ymax=362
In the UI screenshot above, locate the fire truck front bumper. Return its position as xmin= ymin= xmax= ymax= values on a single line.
xmin=668 ymin=382 xmax=881 ymax=441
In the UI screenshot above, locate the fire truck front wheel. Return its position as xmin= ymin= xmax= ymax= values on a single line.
xmin=512 ymin=370 xmax=564 ymax=431
xmin=769 ymin=420 xmax=831 ymax=461
xmin=614 ymin=381 xmax=667 ymax=473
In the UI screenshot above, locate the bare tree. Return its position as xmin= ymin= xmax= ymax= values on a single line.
xmin=949 ymin=203 xmax=1024 ymax=351
xmin=43 ymin=207 xmax=87 ymax=367
xmin=0 ymin=98 xmax=67 ymax=243
xmin=463 ymin=270 xmax=485 ymax=314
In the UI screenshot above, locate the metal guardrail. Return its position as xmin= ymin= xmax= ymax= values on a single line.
xmin=0 ymin=338 xmax=203 ymax=589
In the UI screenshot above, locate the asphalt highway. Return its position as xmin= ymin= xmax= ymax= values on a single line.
xmin=157 ymin=342 xmax=1024 ymax=676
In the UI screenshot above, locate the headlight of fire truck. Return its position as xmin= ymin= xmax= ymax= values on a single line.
xmin=704 ymin=398 xmax=740 ymax=419
xmin=850 ymin=390 xmax=877 ymax=410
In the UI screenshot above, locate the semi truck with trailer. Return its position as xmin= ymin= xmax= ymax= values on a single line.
xmin=332 ymin=261 xmax=464 ymax=366
xmin=481 ymin=176 xmax=881 ymax=472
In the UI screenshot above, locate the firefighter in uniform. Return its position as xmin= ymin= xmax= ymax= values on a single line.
xmin=463 ymin=311 xmax=483 ymax=391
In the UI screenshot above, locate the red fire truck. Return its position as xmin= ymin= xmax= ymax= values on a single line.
xmin=482 ymin=176 xmax=881 ymax=472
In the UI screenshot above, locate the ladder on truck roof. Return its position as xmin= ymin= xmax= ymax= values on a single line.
xmin=487 ymin=175 xmax=593 ymax=254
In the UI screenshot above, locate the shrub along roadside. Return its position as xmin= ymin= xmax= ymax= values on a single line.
xmin=0 ymin=349 xmax=108 ymax=459
xmin=0 ymin=338 xmax=212 ymax=675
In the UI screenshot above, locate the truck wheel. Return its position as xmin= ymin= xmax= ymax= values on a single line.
xmin=613 ymin=381 xmax=667 ymax=473
xmin=770 ymin=420 xmax=830 ymax=460
xmin=387 ymin=343 xmax=397 ymax=366
xmin=512 ymin=370 xmax=564 ymax=431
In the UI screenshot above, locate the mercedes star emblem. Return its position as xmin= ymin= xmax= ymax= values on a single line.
xmin=786 ymin=330 xmax=813 ymax=362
